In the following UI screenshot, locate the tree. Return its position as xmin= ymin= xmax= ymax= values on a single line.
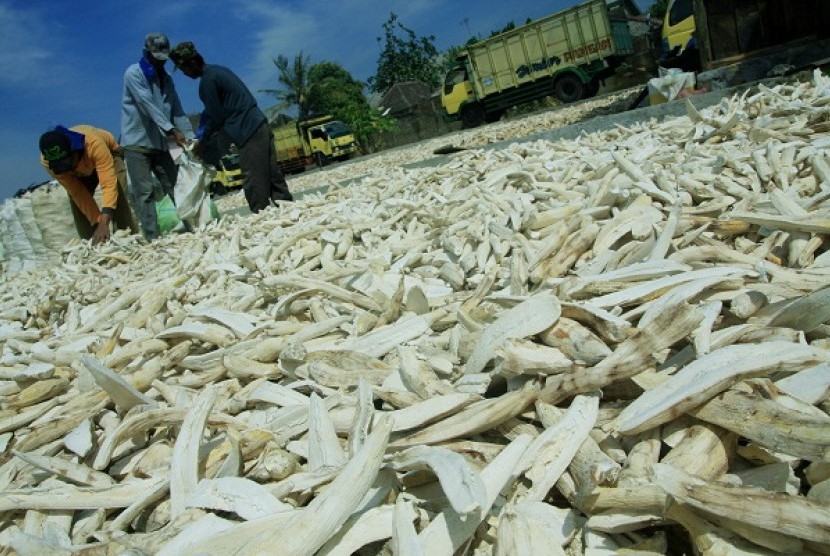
xmin=265 ymin=55 xmax=395 ymax=155
xmin=443 ymin=44 xmax=466 ymax=67
xmin=262 ymin=51 xmax=314 ymax=121
xmin=447 ymin=17 xmax=533 ymax=68
xmin=490 ymin=21 xmax=516 ymax=37
xmin=339 ymin=102 xmax=397 ymax=154
xmin=368 ymin=13 xmax=441 ymax=94
xmin=306 ymin=61 xmax=396 ymax=153
xmin=307 ymin=62 xmax=366 ymax=117
xmin=649 ymin=0 xmax=670 ymax=20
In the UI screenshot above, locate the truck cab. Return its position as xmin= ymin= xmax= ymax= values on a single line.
xmin=662 ymin=0 xmax=696 ymax=56
xmin=302 ymin=118 xmax=358 ymax=167
xmin=209 ymin=144 xmax=244 ymax=196
xmin=441 ymin=64 xmax=475 ymax=122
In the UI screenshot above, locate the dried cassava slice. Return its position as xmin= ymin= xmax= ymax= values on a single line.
xmin=616 ymin=342 xmax=828 ymax=435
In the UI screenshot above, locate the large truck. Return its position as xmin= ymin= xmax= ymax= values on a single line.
xmin=273 ymin=124 xmax=308 ymax=175
xmin=441 ymin=0 xmax=634 ymax=128
xmin=273 ymin=115 xmax=359 ymax=174
xmin=660 ymin=0 xmax=830 ymax=76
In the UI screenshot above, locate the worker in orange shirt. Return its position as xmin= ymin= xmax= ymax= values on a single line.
xmin=39 ymin=125 xmax=138 ymax=244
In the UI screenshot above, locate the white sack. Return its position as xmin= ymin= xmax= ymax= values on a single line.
xmin=174 ymin=151 xmax=216 ymax=229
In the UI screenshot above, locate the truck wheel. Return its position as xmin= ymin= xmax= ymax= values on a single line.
xmin=485 ymin=109 xmax=505 ymax=123
xmin=314 ymin=152 xmax=327 ymax=168
xmin=583 ymin=80 xmax=600 ymax=99
xmin=212 ymin=182 xmax=227 ymax=196
xmin=461 ymin=104 xmax=485 ymax=128
xmin=554 ymin=74 xmax=584 ymax=103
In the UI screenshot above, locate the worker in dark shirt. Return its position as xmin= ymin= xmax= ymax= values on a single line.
xmin=169 ymin=41 xmax=293 ymax=213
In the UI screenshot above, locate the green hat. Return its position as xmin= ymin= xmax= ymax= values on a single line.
xmin=39 ymin=131 xmax=74 ymax=173
xmin=170 ymin=41 xmax=198 ymax=68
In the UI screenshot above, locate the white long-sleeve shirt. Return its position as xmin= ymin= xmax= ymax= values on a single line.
xmin=120 ymin=55 xmax=193 ymax=150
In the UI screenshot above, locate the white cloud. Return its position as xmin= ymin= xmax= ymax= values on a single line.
xmin=0 ymin=3 xmax=54 ymax=85
xmin=230 ymin=0 xmax=449 ymax=101
xmin=236 ymin=1 xmax=322 ymax=95
xmin=146 ymin=0 xmax=201 ymax=21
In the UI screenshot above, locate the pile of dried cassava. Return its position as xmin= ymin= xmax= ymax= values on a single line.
xmin=2 ymin=70 xmax=830 ymax=555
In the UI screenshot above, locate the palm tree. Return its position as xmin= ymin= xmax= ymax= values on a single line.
xmin=262 ymin=51 xmax=314 ymax=121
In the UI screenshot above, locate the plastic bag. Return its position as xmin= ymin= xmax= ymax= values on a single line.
xmin=29 ymin=183 xmax=79 ymax=251
xmin=648 ymin=68 xmax=695 ymax=105
xmin=0 ymin=199 xmax=40 ymax=272
xmin=174 ymin=150 xmax=217 ymax=229
xmin=15 ymin=195 xmax=52 ymax=262
xmin=156 ymin=195 xmax=183 ymax=235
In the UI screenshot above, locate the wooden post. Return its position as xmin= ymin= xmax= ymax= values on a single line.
xmin=695 ymin=0 xmax=713 ymax=70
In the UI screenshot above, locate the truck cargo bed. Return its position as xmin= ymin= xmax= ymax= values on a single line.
xmin=465 ymin=0 xmax=630 ymax=97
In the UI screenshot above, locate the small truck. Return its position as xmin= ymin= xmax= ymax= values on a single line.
xmin=273 ymin=115 xmax=359 ymax=174
xmin=441 ymin=0 xmax=634 ymax=127
xmin=209 ymin=147 xmax=244 ymax=196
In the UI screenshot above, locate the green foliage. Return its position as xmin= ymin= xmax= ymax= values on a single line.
xmin=262 ymin=51 xmax=314 ymax=121
xmin=307 ymin=61 xmax=366 ymax=117
xmin=437 ymin=45 xmax=466 ymax=76
xmin=454 ymin=17 xmax=534 ymax=59
xmin=490 ymin=21 xmax=516 ymax=37
xmin=339 ymin=103 xmax=397 ymax=154
xmin=264 ymin=52 xmax=395 ymax=155
xmin=307 ymin=61 xmax=396 ymax=154
xmin=368 ymin=13 xmax=441 ymax=94
xmin=649 ymin=0 xmax=670 ymax=19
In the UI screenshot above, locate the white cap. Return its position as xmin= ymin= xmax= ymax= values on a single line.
xmin=145 ymin=32 xmax=170 ymax=61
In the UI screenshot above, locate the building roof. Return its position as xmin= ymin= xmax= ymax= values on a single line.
xmin=380 ymin=81 xmax=435 ymax=114
xmin=607 ymin=0 xmax=642 ymax=17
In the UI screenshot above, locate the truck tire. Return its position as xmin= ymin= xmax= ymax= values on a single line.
xmin=314 ymin=152 xmax=328 ymax=168
xmin=461 ymin=103 xmax=485 ymax=128
xmin=554 ymin=74 xmax=584 ymax=104
xmin=212 ymin=182 xmax=227 ymax=196
xmin=583 ymin=80 xmax=600 ymax=99
xmin=485 ymin=109 xmax=505 ymax=123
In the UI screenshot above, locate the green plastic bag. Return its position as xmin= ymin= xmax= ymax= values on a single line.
xmin=210 ymin=199 xmax=219 ymax=220
xmin=156 ymin=195 xmax=183 ymax=235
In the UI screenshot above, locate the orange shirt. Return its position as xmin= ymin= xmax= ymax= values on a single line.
xmin=40 ymin=125 xmax=121 ymax=225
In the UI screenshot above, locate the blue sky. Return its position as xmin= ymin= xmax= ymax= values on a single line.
xmin=0 ymin=0 xmax=652 ymax=201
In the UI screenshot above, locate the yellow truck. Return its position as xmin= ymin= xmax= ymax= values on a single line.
xmin=273 ymin=115 xmax=359 ymax=173
xmin=441 ymin=0 xmax=634 ymax=127
xmin=661 ymin=0 xmax=695 ymax=57
xmin=273 ymin=123 xmax=307 ymax=175
xmin=210 ymin=147 xmax=244 ymax=196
